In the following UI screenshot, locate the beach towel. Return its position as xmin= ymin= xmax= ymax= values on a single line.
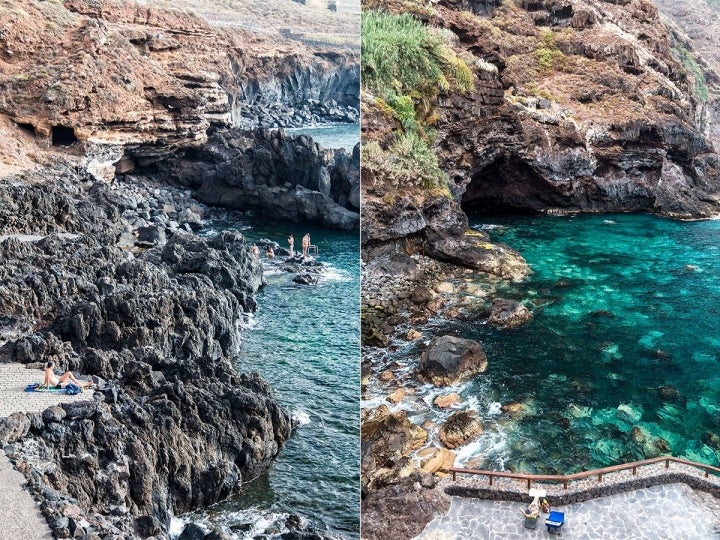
xmin=24 ymin=382 xmax=83 ymax=395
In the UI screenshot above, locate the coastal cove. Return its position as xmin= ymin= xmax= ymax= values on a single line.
xmin=374 ymin=213 xmax=720 ymax=478
xmin=174 ymin=217 xmax=360 ymax=539
xmin=172 ymin=110 xmax=361 ymax=540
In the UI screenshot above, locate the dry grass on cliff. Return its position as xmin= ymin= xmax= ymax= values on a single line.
xmin=145 ymin=0 xmax=359 ymax=47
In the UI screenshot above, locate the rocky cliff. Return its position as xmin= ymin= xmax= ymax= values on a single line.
xmin=360 ymin=1 xmax=720 ymax=537
xmin=0 ymin=164 xmax=294 ymax=539
xmin=0 ymin=0 xmax=359 ymax=180
xmin=653 ymin=0 xmax=720 ymax=152
xmin=146 ymin=128 xmax=360 ymax=229
xmin=362 ymin=0 xmax=720 ymax=235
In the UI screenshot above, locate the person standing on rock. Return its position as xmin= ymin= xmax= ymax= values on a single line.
xmin=288 ymin=234 xmax=294 ymax=257
xmin=302 ymin=233 xmax=310 ymax=256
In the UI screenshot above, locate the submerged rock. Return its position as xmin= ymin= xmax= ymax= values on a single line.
xmin=293 ymin=273 xmax=320 ymax=285
xmin=487 ymin=298 xmax=532 ymax=329
xmin=418 ymin=335 xmax=488 ymax=386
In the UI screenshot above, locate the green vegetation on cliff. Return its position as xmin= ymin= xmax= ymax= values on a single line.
xmin=361 ymin=10 xmax=473 ymax=190
xmin=672 ymin=46 xmax=710 ymax=103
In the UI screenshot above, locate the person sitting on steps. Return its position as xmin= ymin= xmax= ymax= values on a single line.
xmin=42 ymin=361 xmax=92 ymax=389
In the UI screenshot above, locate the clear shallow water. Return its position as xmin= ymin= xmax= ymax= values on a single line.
xmin=443 ymin=214 xmax=720 ymax=474
xmin=285 ymin=124 xmax=359 ymax=151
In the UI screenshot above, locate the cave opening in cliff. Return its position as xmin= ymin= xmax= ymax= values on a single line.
xmin=14 ymin=122 xmax=36 ymax=136
xmin=51 ymin=125 xmax=78 ymax=146
xmin=461 ymin=156 xmax=559 ymax=216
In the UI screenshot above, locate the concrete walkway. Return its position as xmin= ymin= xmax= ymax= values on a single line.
xmin=416 ymin=483 xmax=720 ymax=539
xmin=0 ymin=362 xmax=96 ymax=540
xmin=0 ymin=453 xmax=53 ymax=539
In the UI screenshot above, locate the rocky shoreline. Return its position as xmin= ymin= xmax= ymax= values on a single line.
xmin=360 ymin=242 xmax=536 ymax=538
xmin=0 ymin=160 xmax=308 ymax=539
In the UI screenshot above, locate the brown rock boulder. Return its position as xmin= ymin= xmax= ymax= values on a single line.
xmin=487 ymin=298 xmax=532 ymax=329
xmin=434 ymin=392 xmax=463 ymax=409
xmin=501 ymin=402 xmax=527 ymax=417
xmin=361 ymin=405 xmax=428 ymax=490
xmin=418 ymin=335 xmax=487 ymax=386
xmin=425 ymin=231 xmax=528 ymax=281
xmin=418 ymin=448 xmax=457 ymax=475
xmin=438 ymin=411 xmax=483 ymax=449
xmin=405 ymin=329 xmax=423 ymax=341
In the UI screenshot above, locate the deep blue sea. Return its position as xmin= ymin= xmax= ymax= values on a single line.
xmin=449 ymin=213 xmax=720 ymax=474
xmin=171 ymin=128 xmax=359 ymax=539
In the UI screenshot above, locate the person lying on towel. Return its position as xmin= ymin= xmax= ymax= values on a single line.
xmin=42 ymin=361 xmax=92 ymax=389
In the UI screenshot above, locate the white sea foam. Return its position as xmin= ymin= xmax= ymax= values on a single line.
xmin=319 ymin=266 xmax=350 ymax=283
xmin=487 ymin=402 xmax=503 ymax=415
xmin=360 ymin=396 xmax=387 ymax=409
xmin=292 ymin=409 xmax=312 ymax=426
xmin=172 ymin=508 xmax=293 ymax=539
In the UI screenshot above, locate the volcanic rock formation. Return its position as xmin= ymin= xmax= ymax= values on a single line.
xmin=0 ymin=164 xmax=293 ymax=538
xmin=0 ymin=0 xmax=359 ymax=229
xmin=147 ymin=128 xmax=360 ymax=229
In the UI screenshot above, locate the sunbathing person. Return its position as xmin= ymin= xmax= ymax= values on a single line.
xmin=43 ymin=361 xmax=92 ymax=389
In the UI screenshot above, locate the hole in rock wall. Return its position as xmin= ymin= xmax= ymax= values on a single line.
xmin=552 ymin=5 xmax=573 ymax=21
xmin=461 ymin=156 xmax=564 ymax=216
xmin=51 ymin=125 xmax=78 ymax=146
xmin=14 ymin=122 xmax=36 ymax=136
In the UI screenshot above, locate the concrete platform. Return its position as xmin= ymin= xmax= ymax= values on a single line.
xmin=416 ymin=483 xmax=720 ymax=539
xmin=0 ymin=362 xmax=96 ymax=540
xmin=0 ymin=362 xmax=93 ymax=417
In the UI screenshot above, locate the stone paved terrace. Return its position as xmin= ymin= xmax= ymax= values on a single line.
xmin=416 ymin=483 xmax=720 ymax=539
xmin=0 ymin=362 xmax=94 ymax=417
xmin=0 ymin=362 xmax=96 ymax=540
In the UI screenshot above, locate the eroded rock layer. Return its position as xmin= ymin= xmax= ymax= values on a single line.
xmin=0 ymin=0 xmax=359 ymax=160
xmin=362 ymin=0 xmax=720 ymax=230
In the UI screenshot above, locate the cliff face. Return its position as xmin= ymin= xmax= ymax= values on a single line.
xmin=0 ymin=0 xmax=358 ymax=164
xmin=362 ymin=0 xmax=720 ymax=233
xmin=151 ymin=128 xmax=360 ymax=229
xmin=653 ymin=0 xmax=720 ymax=152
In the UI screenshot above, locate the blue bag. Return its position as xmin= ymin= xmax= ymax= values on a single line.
xmin=64 ymin=383 xmax=82 ymax=395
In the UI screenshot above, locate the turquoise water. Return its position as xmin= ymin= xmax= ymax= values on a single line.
xmin=450 ymin=214 xmax=720 ymax=474
xmin=285 ymin=124 xmax=359 ymax=151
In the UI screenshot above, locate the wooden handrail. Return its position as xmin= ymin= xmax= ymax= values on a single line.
xmin=449 ymin=456 xmax=720 ymax=487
